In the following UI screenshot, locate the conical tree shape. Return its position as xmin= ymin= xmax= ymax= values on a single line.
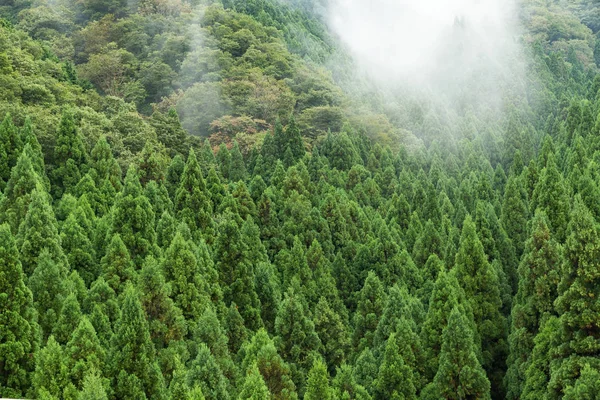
xmin=52 ymin=292 xmax=82 ymax=345
xmin=0 ymin=150 xmax=43 ymax=232
xmin=174 ymin=149 xmax=213 ymax=239
xmin=168 ymin=356 xmax=192 ymax=400
xmin=214 ymin=211 xmax=262 ymax=330
xmin=501 ymin=176 xmax=528 ymax=259
xmin=20 ymin=121 xmax=47 ymax=186
xmin=61 ymin=212 xmax=97 ymax=285
xmin=90 ymin=136 xmax=121 ymax=192
xmin=352 ymin=271 xmax=386 ymax=354
xmin=138 ymin=256 xmax=187 ymax=349
xmin=551 ymin=196 xmax=600 ymax=395
xmin=28 ymin=248 xmax=68 ymax=340
xmin=100 ymin=233 xmax=135 ymax=295
xmin=0 ymin=113 xmax=23 ymax=179
xmin=422 ymin=270 xmax=476 ymax=382
xmin=313 ymin=297 xmax=350 ymax=373
xmin=109 ymin=284 xmax=166 ymax=400
xmin=187 ymin=343 xmax=230 ymax=400
xmin=563 ymin=364 xmax=600 ymax=400
xmin=31 ymin=336 xmax=70 ymax=399
xmin=531 ymin=154 xmax=570 ymax=241
xmin=305 ymin=359 xmax=334 ymax=400
xmin=238 ymin=363 xmax=271 ymax=400
xmin=229 ymin=141 xmax=247 ymax=183
xmin=110 ymin=167 xmax=157 ymax=267
xmin=65 ymin=316 xmax=105 ymax=390
xmin=433 ymin=307 xmax=491 ymax=400
xmin=162 ymin=231 xmax=207 ymax=321
xmin=454 ymin=215 xmax=506 ymax=392
xmin=17 ymin=184 xmax=67 ymax=275
xmin=374 ymin=332 xmax=417 ymax=400
xmin=51 ymin=110 xmax=88 ymax=197
xmin=239 ymin=328 xmax=297 ymax=400
xmin=332 ymin=364 xmax=371 ymax=400
xmin=77 ymin=370 xmax=108 ymax=400
xmin=0 ymin=223 xmax=39 ymax=397
xmin=506 ymin=211 xmax=561 ymax=399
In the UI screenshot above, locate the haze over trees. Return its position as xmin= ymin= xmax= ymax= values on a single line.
xmin=1 ymin=0 xmax=600 ymax=398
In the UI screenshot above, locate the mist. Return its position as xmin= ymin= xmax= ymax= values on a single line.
xmin=327 ymin=0 xmax=526 ymax=116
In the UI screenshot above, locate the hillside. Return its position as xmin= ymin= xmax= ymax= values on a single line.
xmin=1 ymin=0 xmax=600 ymax=399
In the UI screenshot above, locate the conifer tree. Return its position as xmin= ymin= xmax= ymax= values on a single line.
xmin=187 ymin=344 xmax=229 ymax=400
xmin=17 ymin=185 xmax=67 ymax=275
xmin=352 ymin=271 xmax=386 ymax=353
xmin=52 ymin=292 xmax=83 ymax=345
xmin=275 ymin=287 xmax=321 ymax=391
xmin=28 ymin=249 xmax=68 ymax=340
xmin=174 ymin=149 xmax=213 ymax=239
xmin=238 ymin=363 xmax=271 ymax=400
xmin=313 ymin=297 xmax=350 ymax=373
xmin=0 ymin=113 xmax=23 ymax=180
xmin=52 ymin=110 xmax=88 ymax=197
xmin=505 ymin=211 xmax=561 ymax=399
xmin=90 ymin=136 xmax=122 ymax=192
xmin=454 ymin=215 xmax=506 ymax=392
xmin=0 ymin=150 xmax=43 ymax=232
xmin=109 ymin=284 xmax=166 ymax=400
xmin=101 ymin=233 xmax=135 ymax=294
xmin=374 ymin=332 xmax=417 ymax=400
xmin=162 ymin=231 xmax=207 ymax=321
xmin=332 ymin=364 xmax=372 ymax=400
xmin=551 ymin=196 xmax=600 ymax=395
xmin=77 ymin=370 xmax=108 ymax=400
xmin=214 ymin=211 xmax=262 ymax=329
xmin=433 ymin=307 xmax=491 ymax=400
xmin=110 ymin=167 xmax=157 ymax=267
xmin=0 ymin=223 xmax=39 ymax=397
xmin=61 ymin=212 xmax=97 ymax=285
xmin=65 ymin=316 xmax=105 ymax=390
xmin=305 ymin=359 xmax=333 ymax=400
xmin=501 ymin=176 xmax=528 ymax=259
xmin=230 ymin=141 xmax=247 ymax=182
xmin=31 ymin=336 xmax=71 ymax=399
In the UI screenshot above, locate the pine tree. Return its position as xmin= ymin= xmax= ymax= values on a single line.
xmin=563 ymin=364 xmax=600 ymax=399
xmin=229 ymin=141 xmax=247 ymax=182
xmin=174 ymin=149 xmax=213 ymax=239
xmin=31 ymin=336 xmax=71 ymax=399
xmin=138 ymin=256 xmax=187 ymax=349
xmin=77 ymin=370 xmax=108 ymax=400
xmin=0 ymin=113 xmax=23 ymax=181
xmin=0 ymin=150 xmax=44 ymax=232
xmin=373 ymin=332 xmax=417 ymax=400
xmin=332 ymin=364 xmax=372 ymax=400
xmin=550 ymin=196 xmax=600 ymax=395
xmin=214 ymin=212 xmax=262 ymax=329
xmin=239 ymin=328 xmax=297 ymax=400
xmin=110 ymin=167 xmax=157 ymax=267
xmin=505 ymin=211 xmax=561 ymax=399
xmin=52 ymin=292 xmax=82 ymax=345
xmin=162 ymin=232 xmax=207 ymax=321
xmin=187 ymin=344 xmax=230 ymax=400
xmin=531 ymin=154 xmax=570 ymax=241
xmin=90 ymin=136 xmax=122 ymax=192
xmin=501 ymin=176 xmax=529 ymax=259
xmin=454 ymin=215 xmax=506 ymax=393
xmin=28 ymin=249 xmax=68 ymax=340
xmin=17 ymin=184 xmax=67 ymax=275
xmin=238 ymin=363 xmax=271 ymax=400
xmin=65 ymin=316 xmax=105 ymax=390
xmin=305 ymin=359 xmax=333 ymax=400
xmin=313 ymin=297 xmax=350 ymax=373
xmin=109 ymin=284 xmax=166 ymax=400
xmin=225 ymin=302 xmax=248 ymax=355
xmin=61 ymin=212 xmax=97 ymax=285
xmin=51 ymin=110 xmax=88 ymax=197
xmin=0 ymin=223 xmax=39 ymax=397
xmin=101 ymin=233 xmax=135 ymax=295
xmin=352 ymin=271 xmax=386 ymax=354
xmin=275 ymin=287 xmax=321 ymax=392
xmin=433 ymin=307 xmax=491 ymax=400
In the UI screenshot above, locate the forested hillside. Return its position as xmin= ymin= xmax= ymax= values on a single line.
xmin=2 ymin=0 xmax=600 ymax=399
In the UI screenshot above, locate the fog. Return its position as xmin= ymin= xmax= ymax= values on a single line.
xmin=327 ymin=0 xmax=525 ymax=114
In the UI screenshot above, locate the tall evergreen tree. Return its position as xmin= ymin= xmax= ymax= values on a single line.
xmin=109 ymin=284 xmax=166 ymax=400
xmin=0 ymin=223 xmax=39 ymax=397
xmin=432 ymin=307 xmax=491 ymax=400
xmin=51 ymin=110 xmax=88 ymax=197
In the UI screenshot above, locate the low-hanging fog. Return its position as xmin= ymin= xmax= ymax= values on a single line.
xmin=327 ymin=0 xmax=526 ymax=117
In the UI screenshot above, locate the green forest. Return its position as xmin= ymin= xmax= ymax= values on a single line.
xmin=2 ymin=0 xmax=600 ymax=398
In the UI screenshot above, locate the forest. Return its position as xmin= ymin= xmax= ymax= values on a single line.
xmin=2 ymin=0 xmax=600 ymax=398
